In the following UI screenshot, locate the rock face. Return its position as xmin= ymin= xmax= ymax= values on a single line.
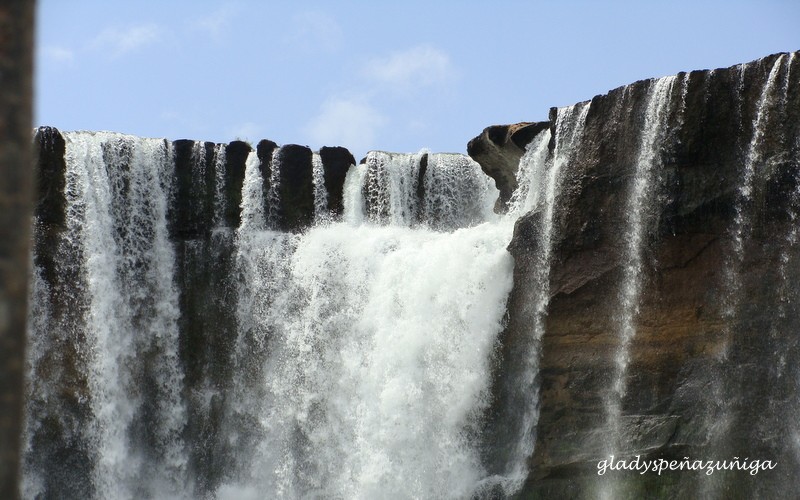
xmin=320 ymin=146 xmax=357 ymax=215
xmin=487 ymin=51 xmax=800 ymax=498
xmin=468 ymin=121 xmax=550 ymax=210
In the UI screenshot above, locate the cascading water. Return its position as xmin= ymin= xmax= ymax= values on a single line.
xmin=311 ymin=152 xmax=329 ymax=223
xmin=25 ymin=133 xmax=560 ymax=499
xmin=605 ymin=75 xmax=680 ymax=443
xmin=266 ymin=148 xmax=283 ymax=228
xmin=220 ymin=150 xmax=516 ymax=499
xmin=240 ymin=150 xmax=267 ymax=231
xmin=212 ymin=143 xmax=227 ymax=227
xmin=24 ymin=51 xmax=798 ymax=500
xmin=726 ymin=55 xmax=787 ymax=315
xmin=700 ymin=53 xmax=795 ymax=500
xmin=598 ymin=74 xmax=686 ymax=500
xmin=478 ymin=102 xmax=591 ymax=497
xmin=25 ymin=132 xmax=188 ymax=499
xmin=363 ymin=150 xmax=425 ymax=226
xmin=424 ymin=153 xmax=498 ymax=229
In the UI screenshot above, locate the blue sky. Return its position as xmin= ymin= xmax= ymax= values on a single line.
xmin=36 ymin=0 xmax=800 ymax=158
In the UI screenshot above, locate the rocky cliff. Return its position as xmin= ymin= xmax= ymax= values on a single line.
xmin=474 ymin=51 xmax=800 ymax=498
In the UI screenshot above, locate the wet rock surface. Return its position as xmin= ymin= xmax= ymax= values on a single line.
xmin=468 ymin=121 xmax=550 ymax=210
xmin=492 ymin=51 xmax=800 ymax=498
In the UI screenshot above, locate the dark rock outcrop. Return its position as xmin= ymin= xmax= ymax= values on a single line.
xmin=171 ymin=140 xmax=216 ymax=239
xmin=490 ymin=51 xmax=800 ymax=498
xmin=467 ymin=121 xmax=550 ymax=210
xmin=319 ymin=146 xmax=356 ymax=216
xmin=273 ymin=144 xmax=314 ymax=231
xmin=222 ymin=140 xmax=252 ymax=228
xmin=32 ymin=127 xmax=67 ymax=288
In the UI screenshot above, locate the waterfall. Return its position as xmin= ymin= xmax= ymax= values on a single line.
xmin=25 ymin=51 xmax=798 ymax=500
xmin=312 ymin=152 xmax=329 ymax=222
xmin=423 ymin=153 xmax=498 ymax=229
xmin=699 ymin=53 xmax=794 ymax=500
xmin=26 ymin=130 xmax=546 ymax=498
xmin=212 ymin=143 xmax=227 ymax=228
xmin=266 ymin=147 xmax=283 ymax=228
xmin=606 ymin=76 xmax=679 ymax=444
xmin=343 ymin=161 xmax=368 ymax=225
xmin=240 ymin=150 xmax=266 ymax=231
xmin=25 ymin=132 xmax=188 ymax=499
xmin=475 ymin=103 xmax=590 ymax=497
xmin=730 ymin=55 xmax=787 ymax=293
xmin=363 ymin=150 xmax=425 ymax=225
xmin=507 ymin=103 xmax=589 ymax=483
xmin=506 ymin=129 xmax=552 ymax=217
xmin=221 ymin=150 xmax=516 ymax=499
xmin=359 ymin=150 xmax=496 ymax=229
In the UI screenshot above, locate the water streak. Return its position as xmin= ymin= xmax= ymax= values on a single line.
xmin=312 ymin=152 xmax=329 ymax=222
xmin=480 ymin=103 xmax=590 ymax=496
xmin=58 ymin=132 xmax=187 ymax=499
xmin=601 ymin=76 xmax=678 ymax=500
xmin=364 ymin=151 xmax=424 ymax=225
xmin=213 ymin=143 xmax=227 ymax=227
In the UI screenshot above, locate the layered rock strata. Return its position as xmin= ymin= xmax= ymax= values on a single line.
xmin=485 ymin=51 xmax=800 ymax=499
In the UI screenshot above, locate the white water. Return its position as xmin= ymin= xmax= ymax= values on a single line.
xmin=240 ymin=150 xmax=266 ymax=231
xmin=23 ymin=124 xmax=486 ymax=500
xmin=732 ymin=55 xmax=786 ymax=266
xmin=607 ymin=76 xmax=678 ymax=436
xmin=424 ymin=153 xmax=498 ymax=228
xmin=363 ymin=150 xmax=425 ymax=225
xmin=26 ymin=132 xmax=189 ymax=499
xmin=266 ymin=147 xmax=283 ymax=228
xmin=699 ymin=55 xmax=790 ymax=500
xmin=359 ymin=150 xmax=496 ymax=229
xmin=213 ymin=143 xmax=227 ymax=227
xmin=15 ymin=139 xmax=551 ymax=499
xmin=221 ymin=149 xmax=525 ymax=499
xmin=481 ymin=103 xmax=591 ymax=496
xmin=598 ymin=77 xmax=682 ymax=500
xmin=312 ymin=152 xmax=329 ymax=222
xmin=720 ymin=55 xmax=787 ymax=341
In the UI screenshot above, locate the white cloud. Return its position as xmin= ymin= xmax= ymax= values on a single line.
xmin=361 ymin=45 xmax=455 ymax=91
xmin=284 ymin=11 xmax=344 ymax=54
xmin=91 ymin=24 xmax=163 ymax=58
xmin=305 ymin=98 xmax=385 ymax=154
xmin=191 ymin=4 xmax=239 ymax=41
xmin=41 ymin=46 xmax=75 ymax=65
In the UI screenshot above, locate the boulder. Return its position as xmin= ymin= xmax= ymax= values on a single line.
xmin=467 ymin=121 xmax=550 ymax=210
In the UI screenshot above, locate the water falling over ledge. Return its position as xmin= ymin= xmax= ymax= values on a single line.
xmin=24 ymin=50 xmax=800 ymax=500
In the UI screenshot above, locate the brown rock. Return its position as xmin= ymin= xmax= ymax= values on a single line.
xmin=467 ymin=121 xmax=550 ymax=211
